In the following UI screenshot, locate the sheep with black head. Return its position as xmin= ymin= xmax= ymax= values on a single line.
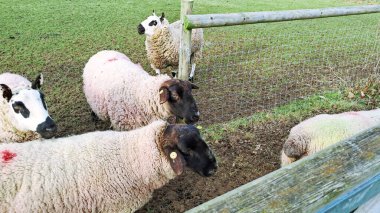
xmin=83 ymin=50 xmax=200 ymax=131
xmin=0 ymin=120 xmax=217 ymax=212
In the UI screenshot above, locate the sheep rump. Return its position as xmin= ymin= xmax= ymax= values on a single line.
xmin=0 ymin=73 xmax=39 ymax=142
xmin=281 ymin=109 xmax=380 ymax=166
xmin=0 ymin=120 xmax=175 ymax=212
xmin=83 ymin=50 xmax=173 ymax=130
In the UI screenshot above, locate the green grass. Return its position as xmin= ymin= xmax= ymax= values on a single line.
xmin=1 ymin=0 xmax=378 ymax=74
xmin=201 ymin=89 xmax=374 ymax=141
xmin=0 ymin=0 xmax=379 ymax=137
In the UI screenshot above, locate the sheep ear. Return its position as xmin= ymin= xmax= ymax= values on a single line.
xmin=1 ymin=84 xmax=12 ymax=102
xmin=152 ymin=10 xmax=156 ymax=16
xmin=159 ymin=87 xmax=169 ymax=104
xmin=164 ymin=147 xmax=185 ymax=176
xmin=32 ymin=73 xmax=43 ymax=89
xmin=163 ymin=125 xmax=185 ymax=175
xmin=160 ymin=12 xmax=165 ymax=23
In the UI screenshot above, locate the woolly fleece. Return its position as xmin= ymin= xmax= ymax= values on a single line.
xmin=83 ymin=50 xmax=173 ymax=130
xmin=0 ymin=120 xmax=176 ymax=212
xmin=281 ymin=109 xmax=380 ymax=166
xmin=145 ymin=20 xmax=203 ymax=71
xmin=0 ymin=73 xmax=39 ymax=143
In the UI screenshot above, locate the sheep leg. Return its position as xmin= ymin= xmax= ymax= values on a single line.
xmin=189 ymin=63 xmax=196 ymax=82
xmin=171 ymin=71 xmax=177 ymax=78
xmin=91 ymin=111 xmax=100 ymax=123
xmin=189 ymin=52 xmax=196 ymax=82
xmin=150 ymin=64 xmax=161 ymax=75
xmin=171 ymin=70 xmax=177 ymax=78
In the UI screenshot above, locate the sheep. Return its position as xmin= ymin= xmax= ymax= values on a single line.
xmin=137 ymin=12 xmax=204 ymax=81
xmin=0 ymin=72 xmax=57 ymax=143
xmin=281 ymin=109 xmax=380 ymax=166
xmin=83 ymin=50 xmax=200 ymax=131
xmin=0 ymin=120 xmax=217 ymax=212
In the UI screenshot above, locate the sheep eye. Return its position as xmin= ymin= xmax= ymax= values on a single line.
xmin=149 ymin=20 xmax=157 ymax=26
xmin=12 ymin=101 xmax=30 ymax=118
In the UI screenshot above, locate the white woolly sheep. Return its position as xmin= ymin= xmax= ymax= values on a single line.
xmin=83 ymin=50 xmax=200 ymax=131
xmin=0 ymin=120 xmax=217 ymax=212
xmin=0 ymin=72 xmax=57 ymax=142
xmin=281 ymin=109 xmax=380 ymax=166
xmin=137 ymin=12 xmax=204 ymax=81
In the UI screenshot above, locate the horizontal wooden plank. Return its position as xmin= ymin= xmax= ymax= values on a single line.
xmin=318 ymin=173 xmax=380 ymax=212
xmin=186 ymin=125 xmax=380 ymax=212
xmin=184 ymin=5 xmax=380 ymax=29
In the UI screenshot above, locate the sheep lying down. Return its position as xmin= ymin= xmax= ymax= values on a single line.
xmin=0 ymin=120 xmax=217 ymax=212
xmin=281 ymin=109 xmax=380 ymax=166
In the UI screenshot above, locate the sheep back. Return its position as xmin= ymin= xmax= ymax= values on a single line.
xmin=282 ymin=109 xmax=380 ymax=165
xmin=0 ymin=120 xmax=175 ymax=212
xmin=83 ymin=50 xmax=172 ymax=130
xmin=146 ymin=21 xmax=204 ymax=70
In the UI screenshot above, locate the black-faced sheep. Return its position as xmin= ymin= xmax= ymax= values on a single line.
xmin=0 ymin=72 xmax=57 ymax=142
xmin=0 ymin=120 xmax=217 ymax=212
xmin=281 ymin=109 xmax=380 ymax=166
xmin=137 ymin=12 xmax=204 ymax=81
xmin=83 ymin=50 xmax=200 ymax=131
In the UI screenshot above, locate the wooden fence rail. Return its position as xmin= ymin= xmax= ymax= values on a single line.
xmin=177 ymin=4 xmax=380 ymax=79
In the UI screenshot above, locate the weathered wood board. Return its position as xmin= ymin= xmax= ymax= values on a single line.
xmin=186 ymin=125 xmax=380 ymax=213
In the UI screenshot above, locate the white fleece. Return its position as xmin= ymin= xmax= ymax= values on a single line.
xmin=83 ymin=50 xmax=173 ymax=130
xmin=281 ymin=109 xmax=380 ymax=166
xmin=145 ymin=20 xmax=204 ymax=72
xmin=0 ymin=120 xmax=176 ymax=213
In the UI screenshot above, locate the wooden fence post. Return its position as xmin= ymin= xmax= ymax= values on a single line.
xmin=178 ymin=0 xmax=193 ymax=80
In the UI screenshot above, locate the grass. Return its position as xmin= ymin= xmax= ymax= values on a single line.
xmin=1 ymin=0 xmax=378 ymax=73
xmin=1 ymin=0 xmax=379 ymax=212
xmin=0 ymin=0 xmax=379 ymax=137
xmin=201 ymin=88 xmax=376 ymax=141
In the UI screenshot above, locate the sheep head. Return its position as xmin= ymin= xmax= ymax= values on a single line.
xmin=159 ymin=79 xmax=200 ymax=124
xmin=162 ymin=124 xmax=217 ymax=177
xmin=1 ymin=74 xmax=57 ymax=139
xmin=137 ymin=11 xmax=168 ymax=36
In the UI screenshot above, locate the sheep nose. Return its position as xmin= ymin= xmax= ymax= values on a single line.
xmin=45 ymin=123 xmax=57 ymax=133
xmin=137 ymin=24 xmax=145 ymax=35
xmin=37 ymin=117 xmax=57 ymax=139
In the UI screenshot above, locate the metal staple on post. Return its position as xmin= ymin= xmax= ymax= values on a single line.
xmin=178 ymin=0 xmax=194 ymax=80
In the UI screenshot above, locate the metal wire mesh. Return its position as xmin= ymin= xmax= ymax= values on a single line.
xmin=193 ymin=14 xmax=380 ymax=125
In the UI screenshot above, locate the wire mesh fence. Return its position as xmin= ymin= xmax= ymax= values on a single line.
xmin=1 ymin=5 xmax=379 ymax=137
xmin=192 ymin=13 xmax=380 ymax=125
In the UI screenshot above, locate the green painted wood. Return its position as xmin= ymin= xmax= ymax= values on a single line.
xmin=186 ymin=125 xmax=380 ymax=213
xmin=178 ymin=0 xmax=193 ymax=80
xmin=185 ymin=5 xmax=380 ymax=29
xmin=317 ymin=173 xmax=380 ymax=212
